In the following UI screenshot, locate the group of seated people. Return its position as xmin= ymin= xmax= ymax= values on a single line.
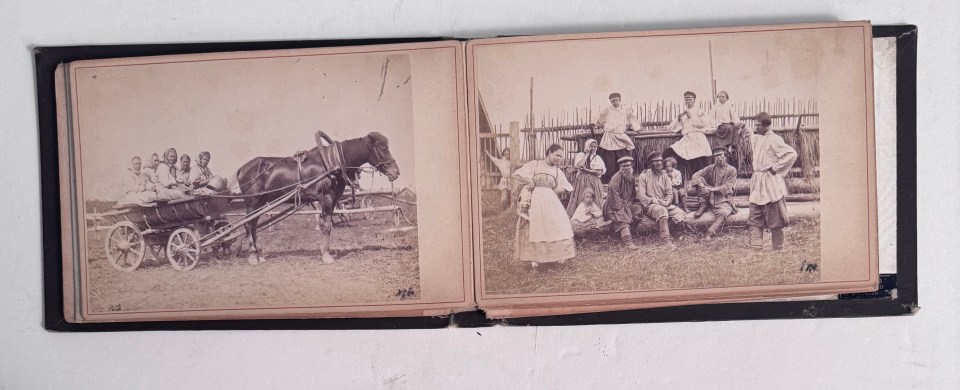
xmin=507 ymin=110 xmax=796 ymax=259
xmin=118 ymin=148 xmax=227 ymax=206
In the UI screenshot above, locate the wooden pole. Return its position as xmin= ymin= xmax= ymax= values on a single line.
xmin=709 ymin=40 xmax=717 ymax=105
xmin=509 ymin=121 xmax=520 ymax=176
xmin=529 ymin=77 xmax=534 ymax=131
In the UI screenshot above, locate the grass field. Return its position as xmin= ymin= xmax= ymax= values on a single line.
xmin=481 ymin=204 xmax=821 ymax=296
xmin=86 ymin=212 xmax=420 ymax=313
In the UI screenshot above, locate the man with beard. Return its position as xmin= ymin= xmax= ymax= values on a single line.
xmin=595 ymin=92 xmax=638 ymax=183
xmin=635 ymin=152 xmax=685 ymax=249
xmin=691 ymin=146 xmax=739 ymax=241
xmin=603 ymin=156 xmax=642 ymax=250
xmin=742 ymin=112 xmax=798 ymax=251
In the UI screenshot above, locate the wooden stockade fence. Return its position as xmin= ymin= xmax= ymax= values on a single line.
xmin=480 ymin=96 xmax=821 ymax=198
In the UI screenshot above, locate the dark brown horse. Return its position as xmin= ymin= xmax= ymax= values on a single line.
xmin=235 ymin=131 xmax=399 ymax=265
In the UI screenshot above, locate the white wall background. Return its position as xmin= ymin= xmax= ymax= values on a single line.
xmin=1 ymin=1 xmax=956 ymax=389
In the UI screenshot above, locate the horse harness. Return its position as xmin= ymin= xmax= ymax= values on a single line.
xmin=293 ymin=141 xmax=358 ymax=198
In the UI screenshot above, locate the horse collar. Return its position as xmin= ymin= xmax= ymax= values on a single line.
xmin=334 ymin=141 xmax=360 ymax=190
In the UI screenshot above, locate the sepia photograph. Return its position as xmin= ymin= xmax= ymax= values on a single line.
xmin=64 ymin=48 xmax=432 ymax=315
xmin=470 ymin=23 xmax=876 ymax=302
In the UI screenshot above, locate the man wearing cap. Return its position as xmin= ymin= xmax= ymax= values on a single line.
xmin=665 ymin=91 xmax=712 ymax=172
xmin=635 ymin=151 xmax=686 ymax=247
xmin=742 ymin=112 xmax=798 ymax=251
xmin=603 ymin=156 xmax=643 ymax=250
xmin=690 ymin=146 xmax=739 ymax=241
xmin=595 ymin=92 xmax=638 ymax=183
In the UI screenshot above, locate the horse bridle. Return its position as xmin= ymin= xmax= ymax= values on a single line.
xmin=366 ymin=140 xmax=396 ymax=173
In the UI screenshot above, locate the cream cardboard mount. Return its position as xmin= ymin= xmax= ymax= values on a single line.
xmin=49 ymin=21 xmax=882 ymax=324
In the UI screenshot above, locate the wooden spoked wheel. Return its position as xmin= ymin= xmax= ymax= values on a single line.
xmin=104 ymin=221 xmax=146 ymax=272
xmin=166 ymin=228 xmax=202 ymax=271
xmin=211 ymin=221 xmax=237 ymax=259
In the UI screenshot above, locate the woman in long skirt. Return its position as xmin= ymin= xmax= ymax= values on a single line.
xmin=565 ymin=139 xmax=606 ymax=217
xmin=513 ymin=144 xmax=576 ymax=267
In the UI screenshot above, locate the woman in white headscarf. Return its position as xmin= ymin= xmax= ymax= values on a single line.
xmin=118 ymin=156 xmax=158 ymax=206
xmin=565 ymin=138 xmax=606 ymax=217
xmin=189 ymin=151 xmax=227 ymax=195
xmin=155 ymin=148 xmax=190 ymax=201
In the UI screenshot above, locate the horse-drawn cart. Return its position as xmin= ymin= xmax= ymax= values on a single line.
xmin=99 ymin=196 xmax=239 ymax=272
xmin=98 ymin=167 xmax=343 ymax=272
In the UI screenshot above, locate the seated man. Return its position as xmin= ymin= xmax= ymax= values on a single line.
xmin=635 ymin=152 xmax=685 ymax=249
xmin=118 ymin=156 xmax=158 ymax=206
xmin=691 ymin=146 xmax=739 ymax=241
xmin=190 ymin=151 xmax=227 ymax=195
xmin=602 ymin=156 xmax=643 ymax=250
xmin=155 ymin=148 xmax=190 ymax=201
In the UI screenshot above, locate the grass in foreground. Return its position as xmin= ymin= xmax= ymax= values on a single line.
xmin=482 ymin=209 xmax=821 ymax=295
xmin=86 ymin=215 xmax=420 ymax=313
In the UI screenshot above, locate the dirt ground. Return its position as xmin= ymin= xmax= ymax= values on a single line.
xmin=481 ymin=203 xmax=822 ymax=296
xmin=86 ymin=213 xmax=420 ymax=313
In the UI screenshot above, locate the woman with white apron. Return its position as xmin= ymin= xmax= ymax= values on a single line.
xmin=513 ymin=144 xmax=576 ymax=268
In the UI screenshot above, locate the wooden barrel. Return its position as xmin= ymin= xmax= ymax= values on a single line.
xmin=146 ymin=196 xmax=231 ymax=230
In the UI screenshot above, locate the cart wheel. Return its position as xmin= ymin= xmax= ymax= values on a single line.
xmin=211 ymin=221 xmax=237 ymax=259
xmin=166 ymin=228 xmax=202 ymax=271
xmin=104 ymin=221 xmax=146 ymax=272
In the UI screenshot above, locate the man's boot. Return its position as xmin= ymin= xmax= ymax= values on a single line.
xmin=658 ymin=218 xmax=677 ymax=250
xmin=694 ymin=202 xmax=707 ymax=218
xmin=749 ymin=226 xmax=764 ymax=251
xmin=707 ymin=213 xmax=726 ymax=236
xmin=771 ymin=228 xmax=785 ymax=251
xmin=619 ymin=228 xmax=639 ymax=250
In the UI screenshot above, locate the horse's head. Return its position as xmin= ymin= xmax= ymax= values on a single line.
xmin=364 ymin=132 xmax=399 ymax=181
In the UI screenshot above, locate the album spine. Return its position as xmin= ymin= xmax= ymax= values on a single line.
xmin=55 ymin=63 xmax=82 ymax=323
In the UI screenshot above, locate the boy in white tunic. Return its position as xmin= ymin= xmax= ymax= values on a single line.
xmin=595 ymin=92 xmax=638 ymax=183
xmin=743 ymin=112 xmax=798 ymax=251
xmin=666 ymin=91 xmax=712 ymax=161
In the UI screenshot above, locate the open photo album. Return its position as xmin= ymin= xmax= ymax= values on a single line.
xmin=50 ymin=21 xmax=880 ymax=323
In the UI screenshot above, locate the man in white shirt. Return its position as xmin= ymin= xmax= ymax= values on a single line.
xmin=594 ymin=92 xmax=637 ymax=183
xmin=743 ymin=112 xmax=798 ymax=251
xmin=665 ymin=91 xmax=712 ymax=169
